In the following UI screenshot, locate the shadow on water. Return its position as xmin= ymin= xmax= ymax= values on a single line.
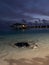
xmin=4 ymin=55 xmax=49 ymax=65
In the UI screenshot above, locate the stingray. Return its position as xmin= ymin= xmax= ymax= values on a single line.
xmin=14 ymin=42 xmax=30 ymax=48
xmin=9 ymin=40 xmax=39 ymax=49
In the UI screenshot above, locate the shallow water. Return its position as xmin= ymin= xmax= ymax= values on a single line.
xmin=0 ymin=29 xmax=49 ymax=43
xmin=0 ymin=29 xmax=49 ymax=60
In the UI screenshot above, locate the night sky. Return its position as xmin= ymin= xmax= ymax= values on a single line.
xmin=0 ymin=0 xmax=49 ymax=21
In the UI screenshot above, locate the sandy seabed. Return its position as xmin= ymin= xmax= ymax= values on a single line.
xmin=0 ymin=39 xmax=49 ymax=65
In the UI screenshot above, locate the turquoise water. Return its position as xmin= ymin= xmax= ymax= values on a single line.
xmin=0 ymin=29 xmax=49 ymax=42
xmin=0 ymin=29 xmax=49 ymax=64
xmin=0 ymin=29 xmax=49 ymax=59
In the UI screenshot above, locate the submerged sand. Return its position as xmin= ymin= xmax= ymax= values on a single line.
xmin=0 ymin=39 xmax=49 ymax=65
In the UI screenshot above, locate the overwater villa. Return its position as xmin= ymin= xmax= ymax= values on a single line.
xmin=10 ymin=19 xmax=49 ymax=30
xmin=10 ymin=23 xmax=49 ymax=30
xmin=10 ymin=23 xmax=29 ymax=29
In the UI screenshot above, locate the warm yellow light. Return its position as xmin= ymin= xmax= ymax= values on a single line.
xmin=22 ymin=25 xmax=25 ymax=27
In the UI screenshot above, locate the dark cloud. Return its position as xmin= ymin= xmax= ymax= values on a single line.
xmin=0 ymin=0 xmax=49 ymax=20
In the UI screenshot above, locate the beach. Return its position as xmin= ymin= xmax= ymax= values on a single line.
xmin=0 ymin=40 xmax=49 ymax=65
xmin=0 ymin=0 xmax=49 ymax=64
xmin=0 ymin=29 xmax=49 ymax=65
